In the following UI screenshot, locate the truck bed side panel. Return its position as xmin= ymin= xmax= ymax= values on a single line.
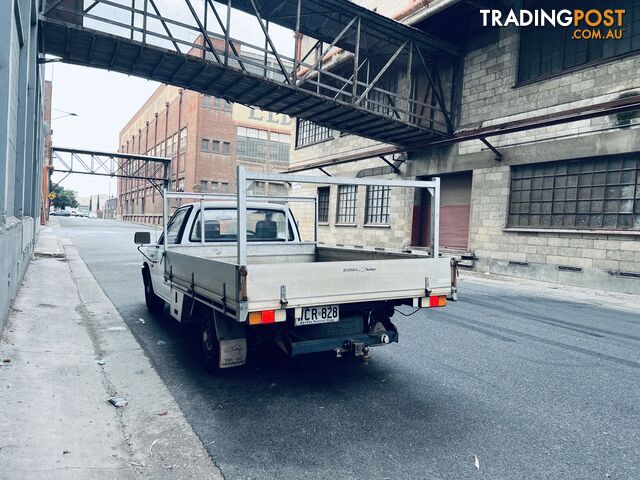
xmin=246 ymin=257 xmax=452 ymax=311
xmin=164 ymin=250 xmax=240 ymax=314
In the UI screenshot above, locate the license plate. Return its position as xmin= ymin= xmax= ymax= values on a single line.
xmin=295 ymin=305 xmax=340 ymax=326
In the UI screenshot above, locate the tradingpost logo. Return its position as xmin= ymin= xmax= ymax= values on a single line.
xmin=480 ymin=8 xmax=626 ymax=40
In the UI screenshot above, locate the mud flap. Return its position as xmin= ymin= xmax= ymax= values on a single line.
xmin=214 ymin=313 xmax=247 ymax=368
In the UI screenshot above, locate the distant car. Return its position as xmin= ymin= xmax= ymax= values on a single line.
xmin=51 ymin=209 xmax=70 ymax=217
xmin=88 ymin=212 xmax=97 ymax=219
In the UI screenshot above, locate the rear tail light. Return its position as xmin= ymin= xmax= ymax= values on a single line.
xmin=248 ymin=309 xmax=286 ymax=325
xmin=420 ymin=295 xmax=447 ymax=308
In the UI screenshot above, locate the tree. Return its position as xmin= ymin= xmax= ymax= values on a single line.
xmin=51 ymin=186 xmax=79 ymax=209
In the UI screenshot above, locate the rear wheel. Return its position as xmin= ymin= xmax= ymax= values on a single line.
xmin=199 ymin=310 xmax=220 ymax=372
xmin=142 ymin=268 xmax=165 ymax=314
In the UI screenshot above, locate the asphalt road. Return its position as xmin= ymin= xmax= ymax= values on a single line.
xmin=56 ymin=217 xmax=640 ymax=480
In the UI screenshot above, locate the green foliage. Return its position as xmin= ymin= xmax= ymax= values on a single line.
xmin=51 ymin=186 xmax=79 ymax=209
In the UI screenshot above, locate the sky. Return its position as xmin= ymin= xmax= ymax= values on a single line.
xmin=47 ymin=64 xmax=160 ymax=198
xmin=46 ymin=3 xmax=294 ymax=198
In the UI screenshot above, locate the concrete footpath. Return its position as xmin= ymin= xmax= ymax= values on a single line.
xmin=0 ymin=231 xmax=223 ymax=480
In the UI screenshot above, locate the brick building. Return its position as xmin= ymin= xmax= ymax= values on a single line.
xmin=291 ymin=0 xmax=640 ymax=294
xmin=117 ymin=85 xmax=292 ymax=223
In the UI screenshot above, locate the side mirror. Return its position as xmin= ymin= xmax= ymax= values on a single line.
xmin=134 ymin=232 xmax=151 ymax=245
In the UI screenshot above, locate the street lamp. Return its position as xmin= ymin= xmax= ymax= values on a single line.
xmin=43 ymin=109 xmax=79 ymax=224
xmin=52 ymin=109 xmax=79 ymax=121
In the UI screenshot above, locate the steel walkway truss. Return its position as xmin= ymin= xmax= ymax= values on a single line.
xmin=40 ymin=0 xmax=460 ymax=148
xmin=51 ymin=147 xmax=170 ymax=193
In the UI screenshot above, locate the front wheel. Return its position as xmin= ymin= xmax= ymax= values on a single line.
xmin=143 ymin=269 xmax=165 ymax=314
xmin=200 ymin=311 xmax=220 ymax=372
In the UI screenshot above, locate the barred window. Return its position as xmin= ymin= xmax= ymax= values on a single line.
xmin=336 ymin=185 xmax=357 ymax=224
xmin=518 ymin=0 xmax=640 ymax=83
xmin=201 ymin=138 xmax=209 ymax=152
xmin=508 ymin=156 xmax=640 ymax=230
xmin=295 ymin=119 xmax=333 ymax=148
xmin=317 ymin=187 xmax=330 ymax=223
xmin=200 ymin=180 xmax=208 ymax=192
xmin=365 ymin=186 xmax=390 ymax=224
xmin=222 ymin=142 xmax=231 ymax=154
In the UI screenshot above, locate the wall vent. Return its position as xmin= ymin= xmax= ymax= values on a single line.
xmin=619 ymin=271 xmax=640 ymax=279
xmin=616 ymin=91 xmax=640 ymax=126
xmin=558 ymin=265 xmax=582 ymax=272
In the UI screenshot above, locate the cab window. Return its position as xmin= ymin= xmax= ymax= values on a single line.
xmin=160 ymin=206 xmax=192 ymax=245
xmin=190 ymin=208 xmax=294 ymax=242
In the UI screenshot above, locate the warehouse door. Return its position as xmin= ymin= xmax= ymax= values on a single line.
xmin=412 ymin=171 xmax=472 ymax=251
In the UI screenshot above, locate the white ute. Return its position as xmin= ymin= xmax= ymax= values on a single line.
xmin=135 ymin=167 xmax=456 ymax=370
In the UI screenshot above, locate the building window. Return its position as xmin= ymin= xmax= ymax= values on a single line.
xmin=203 ymin=95 xmax=232 ymax=111
xmin=317 ymin=187 xmax=330 ymax=223
xmin=222 ymin=141 xmax=231 ymax=154
xmin=295 ymin=119 xmax=333 ymax=148
xmin=366 ymin=73 xmax=398 ymax=116
xmin=249 ymin=181 xmax=266 ymax=195
xmin=179 ymin=127 xmax=187 ymax=150
xmin=518 ymin=0 xmax=640 ymax=83
xmin=220 ymin=182 xmax=229 ymax=193
xmin=236 ymin=127 xmax=289 ymax=162
xmin=508 ymin=156 xmax=640 ymax=230
xmin=269 ymin=132 xmax=290 ymax=163
xmin=200 ymin=180 xmax=208 ymax=192
xmin=211 ymin=140 xmax=220 ymax=153
xmin=269 ymin=183 xmax=287 ymax=195
xmin=213 ymin=96 xmax=232 ymax=111
xmin=201 ymin=139 xmax=209 ymax=152
xmin=210 ymin=182 xmax=219 ymax=193
xmin=237 ymin=126 xmax=267 ymax=160
xmin=365 ymin=186 xmax=390 ymax=224
xmin=170 ymin=133 xmax=177 ymax=155
xmin=336 ymin=185 xmax=357 ymax=224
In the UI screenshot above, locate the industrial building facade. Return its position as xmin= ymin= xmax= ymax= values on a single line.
xmin=0 ymin=0 xmax=47 ymax=328
xmin=291 ymin=0 xmax=640 ymax=294
xmin=117 ymin=85 xmax=292 ymax=223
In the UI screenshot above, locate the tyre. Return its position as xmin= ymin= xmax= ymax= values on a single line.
xmin=199 ymin=310 xmax=220 ymax=372
xmin=142 ymin=268 xmax=165 ymax=314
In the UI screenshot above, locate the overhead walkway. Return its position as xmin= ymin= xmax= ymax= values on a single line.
xmin=40 ymin=0 xmax=459 ymax=148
